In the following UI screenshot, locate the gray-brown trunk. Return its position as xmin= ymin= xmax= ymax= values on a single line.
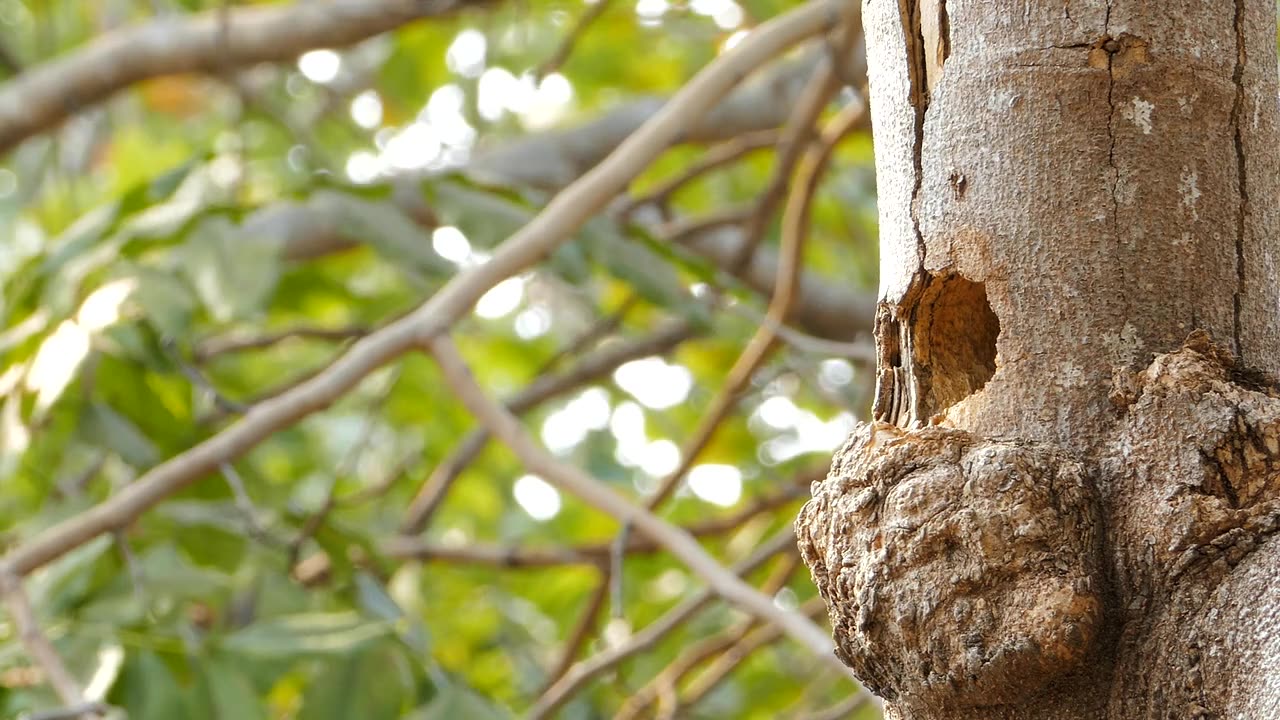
xmin=797 ymin=1 xmax=1280 ymax=717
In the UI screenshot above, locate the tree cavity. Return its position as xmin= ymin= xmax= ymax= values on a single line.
xmin=874 ymin=272 xmax=1000 ymax=427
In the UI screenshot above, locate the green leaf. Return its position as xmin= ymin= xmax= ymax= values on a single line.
xmin=98 ymin=321 xmax=174 ymax=370
xmin=34 ymin=204 xmax=122 ymax=315
xmin=581 ymin=218 xmax=710 ymax=325
xmin=428 ymin=179 xmax=533 ymax=248
xmin=194 ymin=656 xmax=270 ymax=720
xmin=410 ymin=683 xmax=509 ymax=720
xmin=25 ymin=536 xmax=113 ymax=613
xmin=130 ymin=267 xmax=198 ymax=339
xmin=547 ymin=242 xmax=591 ymax=285
xmin=109 ymin=651 xmax=187 ymax=720
xmin=220 ymin=612 xmax=393 ymax=658
xmin=355 ymin=571 xmax=405 ymax=622
xmin=157 ymin=500 xmax=246 ymax=534
xmin=182 ymin=215 xmax=280 ymax=322
xmin=314 ymin=190 xmax=451 ymax=281
xmin=136 ymin=544 xmax=229 ymax=599
xmin=297 ymin=645 xmax=413 ymax=720
xmin=82 ymin=401 xmax=160 ymax=467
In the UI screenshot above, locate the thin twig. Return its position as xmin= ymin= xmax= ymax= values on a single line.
xmin=195 ymin=326 xmax=369 ymax=362
xmin=528 ymin=529 xmax=800 ymax=719
xmin=22 ymin=702 xmax=112 ymax=720
xmin=794 ymin=692 xmax=875 ymax=720
xmin=605 ymin=85 xmax=867 ymax=622
xmin=541 ymin=567 xmax=611 ymax=693
xmin=645 ymin=93 xmax=868 ymax=515
xmin=731 ymin=306 xmax=874 ymax=361
xmin=534 ymin=295 xmax=638 ymax=376
xmin=427 ymin=335 xmax=843 ymax=670
xmin=0 ymin=0 xmax=841 ymax=580
xmin=0 ymin=573 xmax=86 ymax=709
xmin=671 ymin=597 xmax=840 ymax=716
xmin=387 ymin=481 xmax=808 ymax=566
xmin=533 ymin=0 xmax=612 ymax=80
xmin=113 ymin=530 xmax=145 ymax=600
xmin=399 ymin=319 xmax=698 ymax=534
xmin=219 ymin=463 xmax=288 ymax=548
xmin=623 ymin=129 xmax=782 ymax=214
xmin=616 ymin=71 xmax=860 ymax=548
xmin=0 ymin=0 xmax=483 ymax=154
xmin=659 ymin=206 xmax=755 ymax=245
xmin=729 ymin=63 xmax=838 ymax=271
xmin=335 ymin=444 xmax=421 ymax=507
xmin=617 ymin=552 xmax=802 ymax=719
xmin=0 ymin=37 xmax=23 ymax=76
xmin=289 ymin=367 xmax=401 ymax=566
xmin=731 ymin=1 xmax=861 ymax=272
xmin=165 ymin=339 xmax=248 ymax=414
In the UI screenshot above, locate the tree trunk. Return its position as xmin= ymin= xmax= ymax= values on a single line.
xmin=796 ymin=1 xmax=1280 ymax=717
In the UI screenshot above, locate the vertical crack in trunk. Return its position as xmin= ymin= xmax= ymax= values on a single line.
xmin=1099 ymin=2 xmax=1135 ymax=338
xmin=1229 ymin=0 xmax=1249 ymax=359
xmin=901 ymin=0 xmax=930 ymax=264
xmin=1102 ymin=3 xmax=1120 ymax=255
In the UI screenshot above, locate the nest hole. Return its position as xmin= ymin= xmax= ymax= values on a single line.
xmin=918 ymin=274 xmax=1000 ymax=413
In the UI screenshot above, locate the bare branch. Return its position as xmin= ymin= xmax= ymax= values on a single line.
xmin=428 ymin=335 xmax=851 ymax=687
xmin=643 ymin=89 xmax=868 ymax=515
xmin=388 ymin=481 xmax=809 ymax=565
xmin=194 ymin=325 xmax=369 ymax=362
xmin=529 ymin=529 xmax=799 ymax=719
xmin=617 ymin=552 xmax=802 ymax=719
xmin=542 ymin=573 xmax=610 ymax=692
xmin=535 ymin=295 xmax=638 ymax=376
xmin=794 ymin=692 xmax=876 ymax=720
xmin=23 ymin=703 xmax=112 ymax=720
xmin=623 ymin=129 xmax=781 ymax=212
xmin=0 ymin=0 xmax=841 ymax=579
xmin=0 ymin=573 xmax=86 ymax=710
xmin=0 ymin=0 xmax=483 ymax=154
xmin=673 ymin=597 xmax=846 ymax=715
xmin=400 ymin=318 xmax=698 ymax=534
xmin=533 ymin=0 xmax=612 ymax=80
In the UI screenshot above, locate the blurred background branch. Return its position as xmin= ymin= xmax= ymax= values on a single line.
xmin=0 ymin=0 xmax=880 ymax=716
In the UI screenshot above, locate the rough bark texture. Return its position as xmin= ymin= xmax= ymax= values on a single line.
xmin=797 ymin=0 xmax=1280 ymax=717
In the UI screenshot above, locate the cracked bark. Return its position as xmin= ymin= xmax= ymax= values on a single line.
xmin=798 ymin=1 xmax=1280 ymax=717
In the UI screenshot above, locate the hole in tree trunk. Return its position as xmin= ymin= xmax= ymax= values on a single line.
xmin=874 ymin=273 xmax=1000 ymax=425
xmin=919 ymin=274 xmax=1000 ymax=413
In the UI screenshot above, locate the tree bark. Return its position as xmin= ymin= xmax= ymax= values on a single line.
xmin=797 ymin=1 xmax=1280 ymax=717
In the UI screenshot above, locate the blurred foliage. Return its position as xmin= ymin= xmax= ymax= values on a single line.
xmin=0 ymin=0 xmax=880 ymax=717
